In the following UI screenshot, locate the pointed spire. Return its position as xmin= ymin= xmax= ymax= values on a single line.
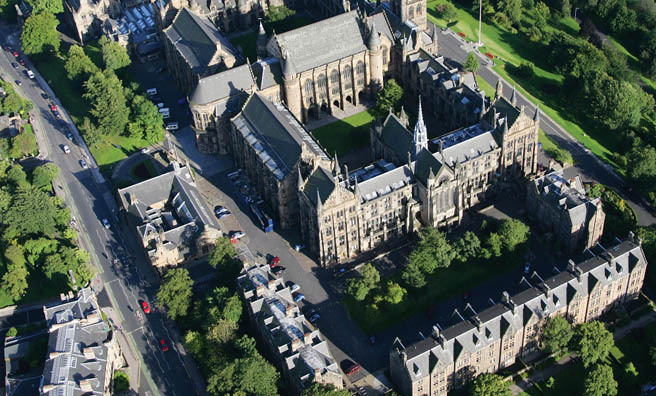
xmin=354 ymin=174 xmax=360 ymax=196
xmin=316 ymin=189 xmax=322 ymax=212
xmin=297 ymin=166 xmax=304 ymax=190
xmin=479 ymin=94 xmax=486 ymax=121
xmin=428 ymin=166 xmax=435 ymax=180
xmin=333 ymin=152 xmax=340 ymax=177
xmin=407 ymin=151 xmax=412 ymax=167
xmin=400 ymin=106 xmax=408 ymax=126
xmin=412 ymin=96 xmax=428 ymax=159
xmin=258 ymin=19 xmax=265 ymax=35
xmin=533 ymin=106 xmax=540 ymax=122
xmin=344 ymin=164 xmax=349 ymax=187
xmin=368 ymin=21 xmax=381 ymax=50
xmin=510 ymin=85 xmax=517 ymax=106
xmin=495 ymin=79 xmax=503 ymax=101
xmin=432 ymin=24 xmax=439 ymax=43
xmin=503 ymin=116 xmax=509 ymax=135
xmin=282 ymin=49 xmax=297 ymax=77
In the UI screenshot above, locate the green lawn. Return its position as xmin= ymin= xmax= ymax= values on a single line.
xmin=343 ymin=252 xmax=524 ymax=335
xmin=93 ymin=135 xmax=154 ymax=172
xmin=539 ymin=129 xmax=573 ymax=165
xmin=311 ymin=110 xmax=375 ymax=156
xmin=475 ymin=74 xmax=495 ymax=98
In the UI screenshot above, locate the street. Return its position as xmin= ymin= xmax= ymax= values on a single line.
xmin=0 ymin=23 xmax=205 ymax=396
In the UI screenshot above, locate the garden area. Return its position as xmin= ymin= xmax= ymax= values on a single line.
xmin=310 ymin=110 xmax=375 ymax=156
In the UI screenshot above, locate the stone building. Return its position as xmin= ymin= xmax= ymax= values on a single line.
xmin=63 ymin=0 xmax=122 ymax=44
xmin=527 ymin=170 xmax=605 ymax=254
xmin=389 ymin=0 xmax=426 ymax=30
xmin=162 ymin=7 xmax=240 ymax=95
xmin=40 ymin=288 xmax=122 ymax=396
xmin=238 ymin=263 xmax=343 ymax=395
xmin=117 ymin=161 xmax=222 ymax=269
xmin=389 ymin=235 xmax=647 ymax=396
xmin=305 ymin=0 xmax=352 ymax=18
xmin=229 ymin=93 xmax=330 ymax=229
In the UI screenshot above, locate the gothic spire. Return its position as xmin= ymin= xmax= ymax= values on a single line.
xmin=258 ymin=19 xmax=266 ymax=36
xmin=503 ymin=116 xmax=509 ymax=136
xmin=368 ymin=21 xmax=381 ymax=50
xmin=495 ymin=79 xmax=503 ymax=101
xmin=344 ymin=164 xmax=350 ymax=187
xmin=510 ymin=85 xmax=517 ymax=106
xmin=400 ymin=106 xmax=409 ymax=127
xmin=297 ymin=166 xmax=304 ymax=190
xmin=479 ymin=93 xmax=486 ymax=121
xmin=333 ymin=152 xmax=340 ymax=177
xmin=412 ymin=96 xmax=428 ymax=159
xmin=533 ymin=106 xmax=540 ymax=122
xmin=316 ymin=189 xmax=322 ymax=212
xmin=282 ymin=49 xmax=297 ymax=77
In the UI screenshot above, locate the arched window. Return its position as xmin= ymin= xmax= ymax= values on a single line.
xmin=330 ymin=69 xmax=339 ymax=84
xmin=304 ymin=79 xmax=313 ymax=96
xmin=343 ymin=65 xmax=352 ymax=77
xmin=317 ymin=74 xmax=327 ymax=89
xmin=356 ymin=61 xmax=364 ymax=75
xmin=382 ymin=46 xmax=388 ymax=64
xmin=416 ymin=4 xmax=421 ymax=14
xmin=409 ymin=7 xmax=414 ymax=18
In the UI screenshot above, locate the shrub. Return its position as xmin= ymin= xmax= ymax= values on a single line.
xmin=507 ymin=61 xmax=535 ymax=78
xmin=6 ymin=327 xmax=17 ymax=337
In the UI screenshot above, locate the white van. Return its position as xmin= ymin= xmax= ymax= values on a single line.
xmin=165 ymin=122 xmax=179 ymax=131
xmin=158 ymin=107 xmax=169 ymax=114
xmin=146 ymin=88 xmax=157 ymax=97
xmin=26 ymin=70 xmax=35 ymax=79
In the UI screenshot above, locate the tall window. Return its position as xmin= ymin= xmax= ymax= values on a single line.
xmin=356 ymin=61 xmax=364 ymax=75
xmin=416 ymin=4 xmax=421 ymax=14
xmin=409 ymin=6 xmax=414 ymax=17
xmin=317 ymin=74 xmax=327 ymax=98
xmin=330 ymin=69 xmax=339 ymax=84
xmin=343 ymin=65 xmax=352 ymax=90
xmin=304 ymin=79 xmax=313 ymax=96
xmin=382 ymin=46 xmax=388 ymax=64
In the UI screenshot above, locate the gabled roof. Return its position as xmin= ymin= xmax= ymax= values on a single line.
xmin=251 ymin=57 xmax=283 ymax=90
xmin=189 ymin=63 xmax=255 ymax=105
xmin=490 ymin=96 xmax=521 ymax=128
xmin=414 ymin=148 xmax=444 ymax=185
xmin=274 ymin=11 xmax=367 ymax=72
xmin=303 ymin=167 xmax=336 ymax=206
xmin=380 ymin=112 xmax=413 ymax=159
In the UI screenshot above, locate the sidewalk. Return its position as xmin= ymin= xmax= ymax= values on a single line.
xmin=102 ymin=307 xmax=143 ymax=392
xmin=510 ymin=310 xmax=656 ymax=394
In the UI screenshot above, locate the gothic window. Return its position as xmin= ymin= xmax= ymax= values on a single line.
xmin=416 ymin=4 xmax=421 ymax=14
xmin=409 ymin=6 xmax=414 ymax=17
xmin=343 ymin=65 xmax=352 ymax=77
xmin=356 ymin=61 xmax=365 ymax=75
xmin=343 ymin=66 xmax=353 ymax=89
xmin=382 ymin=46 xmax=388 ymax=64
xmin=304 ymin=79 xmax=313 ymax=96
xmin=317 ymin=74 xmax=327 ymax=90
xmin=357 ymin=78 xmax=364 ymax=86
xmin=330 ymin=69 xmax=339 ymax=84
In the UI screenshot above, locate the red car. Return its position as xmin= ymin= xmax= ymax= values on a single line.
xmin=345 ymin=362 xmax=360 ymax=375
xmin=159 ymin=339 xmax=169 ymax=352
xmin=50 ymin=104 xmax=57 ymax=112
xmin=141 ymin=301 xmax=151 ymax=314
xmin=12 ymin=50 xmax=18 ymax=57
xmin=18 ymin=58 xmax=25 ymax=66
xmin=269 ymin=256 xmax=280 ymax=268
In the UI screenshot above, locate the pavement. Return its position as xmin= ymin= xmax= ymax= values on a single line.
xmin=433 ymin=24 xmax=656 ymax=226
xmin=0 ymin=22 xmax=206 ymax=396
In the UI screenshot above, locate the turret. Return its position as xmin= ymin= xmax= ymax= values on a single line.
xmin=367 ymin=21 xmax=384 ymax=97
xmin=256 ymin=19 xmax=267 ymax=59
xmin=533 ymin=105 xmax=540 ymax=123
xmin=510 ymin=85 xmax=517 ymax=106
xmin=495 ymin=79 xmax=503 ymax=101
xmin=282 ymin=49 xmax=301 ymax=120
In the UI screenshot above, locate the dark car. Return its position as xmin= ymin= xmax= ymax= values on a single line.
xmin=41 ymin=93 xmax=49 ymax=100
xmin=11 ymin=62 xmax=17 ymax=68
xmin=271 ymin=266 xmax=285 ymax=276
xmin=332 ymin=266 xmax=346 ymax=277
xmin=341 ymin=360 xmax=361 ymax=375
xmin=18 ymin=58 xmax=25 ymax=66
xmin=15 ymin=79 xmax=21 ymax=86
xmin=150 ymin=95 xmax=162 ymax=102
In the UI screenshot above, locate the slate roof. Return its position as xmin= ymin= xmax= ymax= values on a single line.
xmin=303 ymin=167 xmax=336 ymax=206
xmin=274 ymin=11 xmax=368 ymax=72
xmin=414 ymin=148 xmax=444 ymax=186
xmin=490 ymin=96 xmax=521 ymax=128
xmin=189 ymin=63 xmax=255 ymax=105
xmin=164 ymin=8 xmax=236 ymax=75
xmin=396 ymin=238 xmax=646 ymax=381
xmin=379 ymin=112 xmax=413 ymax=160
xmin=357 ymin=164 xmax=414 ymax=202
xmin=432 ymin=124 xmax=499 ymax=167
xmin=232 ymin=94 xmax=329 ymax=180
xmin=251 ymin=57 xmax=283 ymax=90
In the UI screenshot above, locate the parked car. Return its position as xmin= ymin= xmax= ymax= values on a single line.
xmin=165 ymin=122 xmax=179 ymax=131
xmin=101 ymin=218 xmax=110 ymax=229
xmin=26 ymin=70 xmax=34 ymax=79
xmin=230 ymin=230 xmax=245 ymax=240
xmin=217 ymin=211 xmax=231 ymax=219
xmin=62 ymin=145 xmax=71 ymax=154
xmin=12 ymin=50 xmax=18 ymax=57
xmin=14 ymin=79 xmax=21 ymax=86
xmin=67 ymin=132 xmax=73 ymax=140
xmin=156 ymin=102 xmax=165 ymax=108
xmin=18 ymin=58 xmax=25 ymax=66
xmin=140 ymin=147 xmax=150 ymax=154
xmin=11 ymin=62 xmax=17 ymax=68
xmin=141 ymin=301 xmax=151 ymax=314
xmin=271 ymin=266 xmax=285 ymax=276
xmin=159 ymin=339 xmax=169 ymax=352
xmin=308 ymin=312 xmax=320 ymax=324
xmin=150 ymin=95 xmax=162 ymax=102
xmin=50 ymin=104 xmax=58 ymax=113
xmin=79 ymin=160 xmax=88 ymax=169
xmin=293 ymin=292 xmax=305 ymax=302
xmin=41 ymin=93 xmax=49 ymax=100
xmin=270 ymin=256 xmax=280 ymax=268
xmin=215 ymin=206 xmax=228 ymax=215
xmin=286 ymin=281 xmax=300 ymax=293
xmin=161 ymin=112 xmax=170 ymax=119
xmin=342 ymin=360 xmax=361 ymax=375
xmin=146 ymin=88 xmax=157 ymax=96
xmin=332 ymin=266 xmax=346 ymax=277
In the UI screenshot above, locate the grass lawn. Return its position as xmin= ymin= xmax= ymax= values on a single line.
xmin=93 ymin=135 xmax=154 ymax=173
xmin=311 ymin=110 xmax=375 ymax=156
xmin=539 ymin=129 xmax=573 ymax=165
xmin=343 ymin=252 xmax=524 ymax=335
xmin=475 ymin=74 xmax=496 ymax=98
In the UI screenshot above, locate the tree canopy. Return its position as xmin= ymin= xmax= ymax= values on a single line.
xmin=127 ymin=94 xmax=164 ymax=141
xmin=156 ymin=268 xmax=193 ymax=320
xmin=83 ymin=70 xmax=130 ymax=136
xmin=21 ymin=11 xmax=60 ymax=55
xmin=574 ymin=321 xmax=614 ymax=368
xmin=541 ymin=315 xmax=573 ymax=354
xmin=583 ymin=364 xmax=617 ymax=396
xmin=302 ymin=383 xmax=351 ymax=396
xmin=99 ymin=36 xmax=131 ymax=71
xmin=374 ymin=79 xmax=404 ymax=119
xmin=497 ymin=218 xmax=530 ymax=252
xmin=25 ymin=0 xmax=62 ymax=13
xmin=31 ymin=163 xmax=59 ymax=191
xmin=3 ymin=185 xmax=60 ymax=238
xmin=469 ymin=373 xmax=511 ymax=396
xmin=65 ymin=45 xmax=99 ymax=81
xmin=346 ymin=263 xmax=380 ymax=301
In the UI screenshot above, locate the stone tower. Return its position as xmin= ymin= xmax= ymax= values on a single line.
xmin=282 ymin=50 xmax=302 ymax=121
xmin=367 ymin=21 xmax=384 ymax=97
xmin=391 ymin=0 xmax=427 ymax=30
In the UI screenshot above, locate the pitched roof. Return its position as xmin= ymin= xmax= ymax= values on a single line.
xmin=189 ymin=63 xmax=255 ymax=105
xmin=275 ymin=11 xmax=367 ymax=72
xmin=432 ymin=124 xmax=499 ymax=167
xmin=251 ymin=57 xmax=282 ymax=90
xmin=414 ymin=148 xmax=443 ymax=185
xmin=303 ymin=167 xmax=336 ymax=206
xmin=380 ymin=112 xmax=413 ymax=160
xmin=491 ymin=96 xmax=521 ymax=128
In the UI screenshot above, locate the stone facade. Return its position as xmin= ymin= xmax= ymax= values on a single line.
xmin=527 ymin=170 xmax=605 ymax=254
xmin=63 ymin=0 xmax=121 ymax=44
xmin=389 ymin=236 xmax=648 ymax=396
xmin=238 ymin=263 xmax=343 ymax=395
xmin=390 ymin=0 xmax=427 ymax=30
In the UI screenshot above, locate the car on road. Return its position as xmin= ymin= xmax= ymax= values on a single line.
xmin=41 ymin=93 xmax=49 ymax=100
xmin=62 ymin=145 xmax=71 ymax=154
xmin=140 ymin=147 xmax=150 ymax=154
xmin=18 ymin=58 xmax=25 ymax=66
xmin=159 ymin=339 xmax=169 ymax=352
xmin=26 ymin=70 xmax=34 ymax=79
xmin=286 ymin=281 xmax=300 ymax=293
xmin=67 ymin=132 xmax=73 ymax=140
xmin=50 ymin=104 xmax=58 ymax=113
xmin=11 ymin=62 xmax=17 ymax=68
xmin=217 ymin=211 xmax=231 ymax=219
xmin=165 ymin=122 xmax=179 ymax=131
xmin=230 ymin=230 xmax=245 ymax=240
xmin=293 ymin=292 xmax=305 ymax=302
xmin=12 ymin=50 xmax=18 ymax=57
xmin=14 ymin=79 xmax=21 ymax=86
xmin=141 ymin=301 xmax=151 ymax=314
xmin=271 ymin=266 xmax=285 ymax=276
xmin=101 ymin=218 xmax=110 ymax=229
xmin=269 ymin=256 xmax=280 ymax=268
xmin=342 ymin=360 xmax=361 ymax=375
xmin=79 ymin=160 xmax=88 ymax=169
xmin=156 ymin=102 xmax=165 ymax=108
xmin=215 ymin=206 xmax=228 ymax=215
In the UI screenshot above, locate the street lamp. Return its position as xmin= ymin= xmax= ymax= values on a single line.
xmin=478 ymin=0 xmax=483 ymax=46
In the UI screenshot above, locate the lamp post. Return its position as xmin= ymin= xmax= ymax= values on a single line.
xmin=478 ymin=0 xmax=483 ymax=46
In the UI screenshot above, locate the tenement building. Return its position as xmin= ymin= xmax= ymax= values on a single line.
xmin=40 ymin=288 xmax=122 ymax=396
xmin=389 ymin=235 xmax=647 ymax=396
xmin=527 ymin=170 xmax=605 ymax=254
xmin=238 ymin=263 xmax=343 ymax=395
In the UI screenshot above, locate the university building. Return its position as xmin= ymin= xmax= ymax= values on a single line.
xmin=389 ymin=235 xmax=647 ymax=396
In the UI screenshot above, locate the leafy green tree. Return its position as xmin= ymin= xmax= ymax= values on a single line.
xmin=80 ymin=117 xmax=103 ymax=148
xmin=497 ymin=218 xmax=530 ymax=252
xmin=208 ymin=236 xmax=237 ymax=268
xmin=302 ymin=383 xmax=351 ymax=396
xmin=207 ymin=355 xmax=280 ymax=396
xmin=113 ymin=371 xmax=130 ymax=393
xmin=65 ymin=45 xmax=99 ymax=81
xmin=545 ymin=376 xmax=555 ymax=389
xmin=438 ymin=2 xmax=458 ymax=21
xmin=156 ymin=268 xmax=193 ymax=320
xmin=6 ymin=327 xmax=17 ymax=337
xmin=21 ymin=11 xmax=60 ymax=55
xmin=6 ymin=165 xmax=28 ymax=188
xmin=464 ymin=52 xmax=480 ymax=73
xmin=541 ymin=315 xmax=572 ymax=354
xmin=0 ymin=187 xmax=12 ymax=220
xmin=497 ymin=0 xmax=522 ymax=24
xmin=534 ymin=1 xmax=550 ymax=29
xmin=410 ymin=227 xmax=455 ymax=274
xmin=127 ymin=95 xmax=164 ymax=141
xmin=203 ymin=287 xmax=242 ymax=325
xmin=264 ymin=5 xmax=295 ymax=31
xmin=206 ymin=318 xmax=238 ymax=345
xmin=583 ymin=364 xmax=617 ymax=396
xmin=469 ymin=373 xmax=511 ymax=396
xmin=454 ymin=231 xmax=481 ymax=263
xmin=622 ymin=361 xmax=639 ymax=388
xmin=184 ymin=330 xmax=205 ymax=357
xmin=4 ymin=244 xmax=26 ymax=267
xmin=627 ymin=145 xmax=656 ymax=190
xmin=25 ymin=0 xmax=62 ymax=13
xmin=485 ymin=232 xmax=503 ymax=257
xmin=31 ymin=163 xmax=59 ymax=190
xmin=2 ymin=258 xmax=28 ymax=300
xmin=401 ymin=261 xmax=426 ymax=288
xmin=346 ymin=263 xmax=380 ymax=301
xmin=574 ymin=321 xmax=614 ymax=368
xmin=383 ymin=281 xmax=407 ymax=304
xmin=99 ymin=36 xmax=131 ymax=71
xmin=374 ymin=79 xmax=404 ymax=119
xmin=43 ymin=253 xmax=66 ymax=279
xmin=83 ymin=70 xmax=130 ymax=136
xmin=4 ymin=185 xmax=59 ymax=238
xmin=9 ymin=129 xmax=37 ymax=159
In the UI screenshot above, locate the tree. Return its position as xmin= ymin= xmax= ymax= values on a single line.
xmin=21 ymin=11 xmax=60 ymax=55
xmin=438 ymin=2 xmax=458 ymax=21
xmin=583 ymin=364 xmax=617 ymax=396
xmin=574 ymin=321 xmax=614 ymax=368
xmin=454 ymin=231 xmax=481 ymax=263
xmin=383 ymin=281 xmax=407 ymax=304
xmin=25 ymin=0 xmax=62 ymax=13
xmin=31 ymin=163 xmax=59 ymax=190
xmin=80 ymin=117 xmax=103 ymax=148
xmin=9 ymin=130 xmax=38 ymax=159
xmin=374 ymin=79 xmax=404 ymax=118
xmin=127 ymin=95 xmax=164 ymax=142
xmin=4 ymin=244 xmax=26 ymax=268
xmin=497 ymin=0 xmax=522 ymax=25
xmin=401 ymin=261 xmax=426 ymax=288
xmin=4 ymin=185 xmax=59 ymax=238
xmin=208 ymin=236 xmax=237 ymax=268
xmin=204 ymin=287 xmax=242 ymax=325
xmin=207 ymin=318 xmax=238 ymax=344
xmin=113 ymin=371 xmax=130 ymax=393
xmin=410 ymin=227 xmax=455 ymax=274
xmin=6 ymin=327 xmax=17 ymax=337
xmin=622 ymin=361 xmax=639 ymax=388
xmin=541 ymin=315 xmax=573 ymax=354
xmin=485 ymin=232 xmax=503 ymax=257
xmin=264 ymin=5 xmax=295 ymax=31
xmin=99 ymin=36 xmax=131 ymax=71
xmin=302 ymin=383 xmax=351 ymax=396
xmin=2 ymin=258 xmax=28 ymax=300
xmin=534 ymin=1 xmax=550 ymax=29
xmin=184 ymin=330 xmax=205 ymax=357
xmin=208 ymin=355 xmax=280 ymax=396
xmin=627 ymin=145 xmax=656 ymax=190
xmin=464 ymin=52 xmax=480 ymax=73
xmin=469 ymin=373 xmax=511 ymax=396
xmin=497 ymin=218 xmax=530 ymax=252
xmin=156 ymin=268 xmax=193 ymax=320
xmin=83 ymin=70 xmax=130 ymax=136
xmin=6 ymin=165 xmax=28 ymax=188
xmin=43 ymin=253 xmax=66 ymax=279
xmin=346 ymin=263 xmax=380 ymax=301
xmin=65 ymin=45 xmax=99 ymax=81
xmin=545 ymin=376 xmax=555 ymax=389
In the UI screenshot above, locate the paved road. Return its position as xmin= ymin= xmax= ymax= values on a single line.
xmin=0 ymin=23 xmax=205 ymax=396
xmin=435 ymin=26 xmax=656 ymax=226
